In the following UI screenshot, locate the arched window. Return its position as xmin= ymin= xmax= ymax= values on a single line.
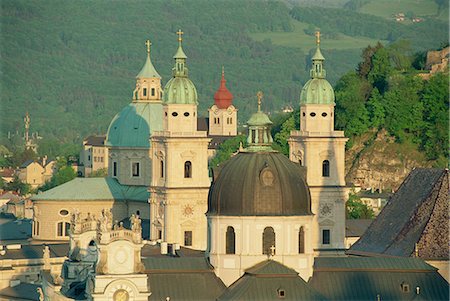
xmin=299 ymin=226 xmax=305 ymax=254
xmin=143 ymin=88 xmax=147 ymax=96
xmin=262 ymin=227 xmax=275 ymax=255
xmin=151 ymin=88 xmax=155 ymax=96
xmin=160 ymin=160 xmax=164 ymax=178
xmin=322 ymin=160 xmax=330 ymax=177
xmin=184 ymin=161 xmax=192 ymax=178
xmin=33 ymin=220 xmax=40 ymax=236
xmin=226 ymin=226 xmax=235 ymax=254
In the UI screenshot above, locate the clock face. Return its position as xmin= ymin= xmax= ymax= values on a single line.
xmin=113 ymin=289 xmax=129 ymax=301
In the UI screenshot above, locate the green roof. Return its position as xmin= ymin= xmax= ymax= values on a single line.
xmin=218 ymin=260 xmax=326 ymax=301
xmin=106 ymin=101 xmax=163 ymax=148
xmin=247 ymin=111 xmax=273 ymax=126
xmin=136 ymin=54 xmax=161 ymax=78
xmin=310 ymin=257 xmax=449 ymax=301
xmin=173 ymin=44 xmax=187 ymax=59
xmin=300 ymin=78 xmax=335 ymax=105
xmin=312 ymin=46 xmax=325 ymax=61
xmin=31 ymin=177 xmax=149 ymax=202
xmin=163 ymin=77 xmax=198 ymax=105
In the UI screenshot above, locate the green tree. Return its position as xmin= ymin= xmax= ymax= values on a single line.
xmin=210 ymin=135 xmax=247 ymax=168
xmin=274 ymin=114 xmax=296 ymax=156
xmin=366 ymin=88 xmax=385 ymax=129
xmin=39 ymin=157 xmax=77 ymax=191
xmin=89 ymin=168 xmax=108 ymax=177
xmin=368 ymin=47 xmax=393 ymax=93
xmin=346 ymin=191 xmax=375 ymax=219
xmin=5 ymin=176 xmax=32 ymax=195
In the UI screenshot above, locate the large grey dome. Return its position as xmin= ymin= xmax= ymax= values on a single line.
xmin=208 ymin=151 xmax=312 ymax=216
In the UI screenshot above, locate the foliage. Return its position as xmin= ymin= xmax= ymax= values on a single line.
xmin=346 ymin=190 xmax=375 ymax=219
xmin=39 ymin=157 xmax=76 ymax=191
xmin=4 ymin=175 xmax=32 ymax=195
xmin=210 ymin=135 xmax=247 ymax=168
xmin=0 ymin=148 xmax=38 ymax=168
xmin=273 ymin=112 xmax=300 ymax=156
xmin=89 ymin=168 xmax=108 ymax=178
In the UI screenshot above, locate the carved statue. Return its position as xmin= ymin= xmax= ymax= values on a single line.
xmin=130 ymin=214 xmax=142 ymax=233
xmin=36 ymin=287 xmax=44 ymax=301
xmin=43 ymin=245 xmax=51 ymax=270
xmin=105 ymin=208 xmax=113 ymax=230
xmin=71 ymin=209 xmax=81 ymax=233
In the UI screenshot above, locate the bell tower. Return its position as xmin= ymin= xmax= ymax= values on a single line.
xmin=289 ymin=32 xmax=348 ymax=255
xmin=149 ymin=30 xmax=210 ymax=250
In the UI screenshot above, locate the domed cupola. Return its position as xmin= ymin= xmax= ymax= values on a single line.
xmin=213 ymin=67 xmax=234 ymax=109
xmin=208 ymin=92 xmax=312 ymax=216
xmin=163 ymin=30 xmax=198 ymax=105
xmin=300 ymin=31 xmax=335 ymax=105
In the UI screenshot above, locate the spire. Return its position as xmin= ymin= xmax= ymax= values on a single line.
xmin=213 ymin=66 xmax=233 ymax=109
xmin=246 ymin=91 xmax=274 ymax=152
xmin=172 ymin=29 xmax=188 ymax=77
xmin=136 ymin=39 xmax=161 ymax=78
xmin=310 ymin=30 xmax=326 ymax=79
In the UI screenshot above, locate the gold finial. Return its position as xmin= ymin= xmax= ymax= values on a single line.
xmin=256 ymin=91 xmax=263 ymax=112
xmin=176 ymin=29 xmax=184 ymax=44
xmin=145 ymin=39 xmax=152 ymax=54
xmin=315 ymin=30 xmax=321 ymax=46
xmin=222 ymin=65 xmax=225 ymax=76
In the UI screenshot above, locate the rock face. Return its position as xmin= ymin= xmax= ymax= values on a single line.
xmin=345 ymin=129 xmax=432 ymax=191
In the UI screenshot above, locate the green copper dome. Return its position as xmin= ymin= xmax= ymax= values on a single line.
xmin=163 ymin=41 xmax=198 ymax=105
xmin=106 ymin=102 xmax=163 ymax=148
xmin=300 ymin=43 xmax=335 ymax=105
xmin=247 ymin=111 xmax=272 ymax=126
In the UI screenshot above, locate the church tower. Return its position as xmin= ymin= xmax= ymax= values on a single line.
xmin=288 ymin=32 xmax=348 ymax=254
xmin=208 ymin=67 xmax=238 ymax=136
xmin=106 ymin=40 xmax=163 ymax=187
xmin=149 ymin=30 xmax=210 ymax=250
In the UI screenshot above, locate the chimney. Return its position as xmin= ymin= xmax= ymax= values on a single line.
xmin=160 ymin=242 xmax=168 ymax=255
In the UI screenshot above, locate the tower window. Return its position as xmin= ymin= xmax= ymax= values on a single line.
xmin=310 ymin=112 xmax=316 ymax=117
xmin=184 ymin=161 xmax=192 ymax=178
xmin=299 ymin=226 xmax=305 ymax=254
xmin=143 ymin=88 xmax=147 ymax=96
xmin=160 ymin=160 xmax=164 ymax=178
xmin=151 ymin=88 xmax=155 ymax=96
xmin=302 ymin=112 xmax=306 ymax=117
xmin=322 ymin=229 xmax=330 ymax=245
xmin=322 ymin=160 xmax=330 ymax=177
xmin=217 ymin=118 xmax=220 ymax=124
xmin=226 ymin=226 xmax=236 ymax=254
xmin=322 ymin=112 xmax=327 ymax=117
xmin=184 ymin=112 xmax=190 ymax=117
xmin=172 ymin=112 xmax=178 ymax=117
xmin=184 ymin=231 xmax=192 ymax=246
xmin=33 ymin=220 xmax=40 ymax=236
xmin=262 ymin=227 xmax=275 ymax=255
xmin=251 ymin=129 xmax=256 ymax=143
xmin=113 ymin=161 xmax=117 ymax=177
xmin=132 ymin=162 xmax=140 ymax=177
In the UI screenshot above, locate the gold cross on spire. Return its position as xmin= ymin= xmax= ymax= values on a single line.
xmin=315 ymin=30 xmax=321 ymax=46
xmin=176 ymin=29 xmax=184 ymax=44
xmin=222 ymin=65 xmax=225 ymax=76
xmin=145 ymin=39 xmax=152 ymax=54
xmin=256 ymin=91 xmax=263 ymax=112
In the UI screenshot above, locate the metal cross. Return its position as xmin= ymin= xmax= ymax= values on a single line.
xmin=145 ymin=39 xmax=152 ymax=54
xmin=176 ymin=29 xmax=184 ymax=42
xmin=315 ymin=30 xmax=321 ymax=46
xmin=270 ymin=245 xmax=276 ymax=257
xmin=256 ymin=91 xmax=263 ymax=112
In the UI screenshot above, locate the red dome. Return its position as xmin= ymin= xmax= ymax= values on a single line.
xmin=213 ymin=70 xmax=233 ymax=109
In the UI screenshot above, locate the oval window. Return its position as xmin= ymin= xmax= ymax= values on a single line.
xmin=322 ymin=112 xmax=327 ymax=117
xmin=59 ymin=209 xmax=69 ymax=216
xmin=172 ymin=112 xmax=178 ymax=117
xmin=184 ymin=112 xmax=190 ymax=117
xmin=302 ymin=112 xmax=306 ymax=117
xmin=310 ymin=112 xmax=316 ymax=117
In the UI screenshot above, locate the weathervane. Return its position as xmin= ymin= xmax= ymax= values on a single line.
xmin=257 ymin=91 xmax=263 ymax=112
xmin=315 ymin=30 xmax=321 ymax=46
xmin=176 ymin=29 xmax=184 ymax=44
xmin=145 ymin=39 xmax=152 ymax=55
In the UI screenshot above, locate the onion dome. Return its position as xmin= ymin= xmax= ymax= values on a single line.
xmin=163 ymin=29 xmax=198 ymax=105
xmin=105 ymin=102 xmax=162 ymax=148
xmin=213 ymin=67 xmax=233 ymax=109
xmin=207 ymin=92 xmax=312 ymax=216
xmin=300 ymin=31 xmax=335 ymax=105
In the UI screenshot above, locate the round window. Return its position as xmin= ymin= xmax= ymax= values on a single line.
xmin=310 ymin=112 xmax=316 ymax=117
xmin=322 ymin=112 xmax=327 ymax=117
xmin=59 ymin=209 xmax=69 ymax=216
xmin=172 ymin=112 xmax=178 ymax=117
xmin=184 ymin=112 xmax=190 ymax=117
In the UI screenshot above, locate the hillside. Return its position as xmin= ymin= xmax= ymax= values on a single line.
xmin=1 ymin=0 xmax=448 ymax=149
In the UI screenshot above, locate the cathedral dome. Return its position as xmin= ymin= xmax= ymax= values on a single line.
xmin=163 ymin=76 xmax=198 ymax=105
xmin=208 ymin=151 xmax=312 ymax=216
xmin=106 ymin=102 xmax=161 ymax=148
xmin=300 ymin=78 xmax=335 ymax=105
xmin=213 ymin=69 xmax=233 ymax=109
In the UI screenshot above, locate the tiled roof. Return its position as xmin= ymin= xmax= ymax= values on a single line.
xmin=310 ymin=257 xmax=449 ymax=301
xmin=348 ymin=169 xmax=448 ymax=258
xmin=0 ymin=283 xmax=41 ymax=300
xmin=31 ymin=177 xmax=149 ymax=202
xmin=345 ymin=219 xmax=373 ymax=237
xmin=219 ymin=260 xmax=326 ymax=301
xmin=84 ymin=135 xmax=106 ymax=146
xmin=0 ymin=243 xmax=68 ymax=260
xmin=0 ymin=215 xmax=31 ymax=242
